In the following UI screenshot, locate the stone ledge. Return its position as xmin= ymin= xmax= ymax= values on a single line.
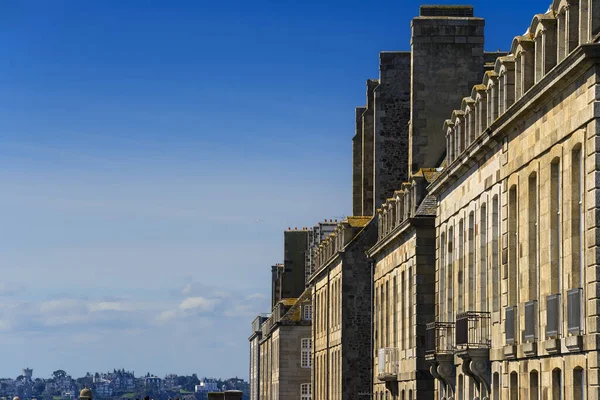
xmin=544 ymin=338 xmax=562 ymax=354
xmin=503 ymin=345 xmax=517 ymax=359
xmin=522 ymin=341 xmax=538 ymax=357
xmin=566 ymin=335 xmax=584 ymax=352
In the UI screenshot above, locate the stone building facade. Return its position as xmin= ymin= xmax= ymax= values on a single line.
xmin=425 ymin=1 xmax=600 ymax=399
xmin=258 ymin=293 xmax=313 ymax=400
xmin=363 ymin=6 xmax=501 ymax=399
xmin=250 ymin=224 xmax=337 ymax=400
xmin=250 ymin=1 xmax=600 ymax=399
xmin=368 ymin=171 xmax=438 ymax=400
xmin=249 ymin=314 xmax=269 ymax=400
xmin=306 ymin=221 xmax=339 ymax=286
xmin=309 ymin=216 xmax=375 ymax=400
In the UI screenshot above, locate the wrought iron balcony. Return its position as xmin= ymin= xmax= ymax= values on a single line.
xmin=456 ymin=311 xmax=491 ymax=349
xmin=377 ymin=348 xmax=398 ymax=381
xmin=426 ymin=321 xmax=455 ymax=358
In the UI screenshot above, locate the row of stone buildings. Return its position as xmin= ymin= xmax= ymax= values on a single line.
xmin=250 ymin=1 xmax=600 ymax=398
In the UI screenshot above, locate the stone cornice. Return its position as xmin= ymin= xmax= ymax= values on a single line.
xmin=428 ymin=43 xmax=600 ymax=197
xmin=367 ymin=216 xmax=434 ymax=258
xmin=307 ymin=251 xmax=341 ymax=285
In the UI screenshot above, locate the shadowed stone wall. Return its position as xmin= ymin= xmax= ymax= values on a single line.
xmin=277 ymin=325 xmax=312 ymax=399
xmin=353 ymin=107 xmax=366 ymax=216
xmin=341 ymin=220 xmax=378 ymax=399
xmin=374 ymin=52 xmax=411 ymax=209
xmin=281 ymin=230 xmax=309 ymax=301
xmin=362 ymin=80 xmax=378 ymax=216
xmin=409 ymin=5 xmax=485 ymax=174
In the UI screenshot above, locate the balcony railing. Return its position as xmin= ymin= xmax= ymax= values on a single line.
xmin=567 ymin=288 xmax=583 ymax=336
xmin=377 ymin=348 xmax=398 ymax=381
xmin=456 ymin=311 xmax=491 ymax=349
xmin=523 ymin=300 xmax=537 ymax=342
xmin=426 ymin=321 xmax=455 ymax=355
xmin=546 ymin=293 xmax=561 ymax=339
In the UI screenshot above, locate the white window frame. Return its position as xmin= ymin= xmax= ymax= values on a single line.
xmin=301 ymin=338 xmax=312 ymax=368
xmin=304 ymin=304 xmax=313 ymax=320
xmin=301 ymin=383 xmax=311 ymax=400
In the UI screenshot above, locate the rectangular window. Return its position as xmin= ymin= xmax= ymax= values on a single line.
xmin=374 ymin=284 xmax=378 ymax=350
xmin=458 ymin=219 xmax=465 ymax=313
xmin=550 ymin=160 xmax=561 ymax=294
xmin=447 ymin=227 xmax=454 ymax=321
xmin=492 ymin=196 xmax=499 ymax=313
xmin=480 ymin=204 xmax=488 ymax=312
xmin=301 ymin=383 xmax=311 ymax=400
xmin=380 ymin=285 xmax=384 ymax=349
xmin=385 ymin=280 xmax=389 ymax=347
xmin=400 ymin=272 xmax=405 ymax=350
xmin=529 ymin=173 xmax=538 ymax=302
xmin=301 ymin=338 xmax=311 ymax=368
xmin=440 ymin=232 xmax=446 ymax=319
xmin=332 ymin=281 xmax=337 ymax=328
xmin=304 ymin=305 xmax=312 ymax=321
xmin=468 ymin=212 xmax=475 ymax=310
xmin=408 ymin=267 xmax=413 ymax=348
xmin=571 ymin=147 xmax=583 ymax=289
xmin=508 ymin=185 xmax=518 ymax=306
xmin=338 ymin=280 xmax=342 ymax=329
xmin=393 ymin=276 xmax=398 ymax=348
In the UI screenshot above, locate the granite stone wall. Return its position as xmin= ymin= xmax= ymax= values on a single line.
xmin=374 ymin=52 xmax=411 ymax=210
xmin=409 ymin=6 xmax=485 ymax=174
xmin=353 ymin=107 xmax=366 ymax=216
xmin=341 ymin=220 xmax=377 ymax=399
xmin=282 ymin=230 xmax=309 ymax=300
xmin=361 ymin=80 xmax=378 ymax=217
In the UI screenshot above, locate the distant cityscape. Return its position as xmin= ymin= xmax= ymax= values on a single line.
xmin=0 ymin=369 xmax=248 ymax=400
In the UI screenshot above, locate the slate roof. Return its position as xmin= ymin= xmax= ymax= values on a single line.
xmin=279 ymin=289 xmax=312 ymax=323
xmin=414 ymin=194 xmax=438 ymax=217
xmin=346 ymin=216 xmax=372 ymax=228
xmin=412 ymin=168 xmax=440 ymax=183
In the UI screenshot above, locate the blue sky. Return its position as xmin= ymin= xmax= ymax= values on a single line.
xmin=0 ymin=0 xmax=549 ymax=381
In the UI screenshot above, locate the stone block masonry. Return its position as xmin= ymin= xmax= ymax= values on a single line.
xmin=361 ymin=80 xmax=378 ymax=217
xmin=409 ymin=5 xmax=485 ymax=174
xmin=374 ymin=52 xmax=411 ymax=209
xmin=281 ymin=230 xmax=309 ymax=301
xmin=353 ymin=107 xmax=366 ymax=216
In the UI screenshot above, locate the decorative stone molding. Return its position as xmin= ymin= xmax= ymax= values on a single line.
xmin=544 ymin=338 xmax=562 ymax=354
xmin=565 ymin=335 xmax=583 ymax=352
xmin=522 ymin=341 xmax=538 ymax=357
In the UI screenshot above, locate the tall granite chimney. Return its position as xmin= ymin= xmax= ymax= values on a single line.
xmin=409 ymin=5 xmax=485 ymax=174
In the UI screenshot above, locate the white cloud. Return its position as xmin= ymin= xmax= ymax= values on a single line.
xmin=88 ymin=301 xmax=133 ymax=313
xmin=179 ymin=296 xmax=218 ymax=312
xmin=246 ymin=293 xmax=266 ymax=300
xmin=43 ymin=314 xmax=89 ymax=327
xmin=181 ymin=283 xmax=193 ymax=295
xmin=154 ymin=310 xmax=178 ymax=324
xmin=39 ymin=299 xmax=83 ymax=314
